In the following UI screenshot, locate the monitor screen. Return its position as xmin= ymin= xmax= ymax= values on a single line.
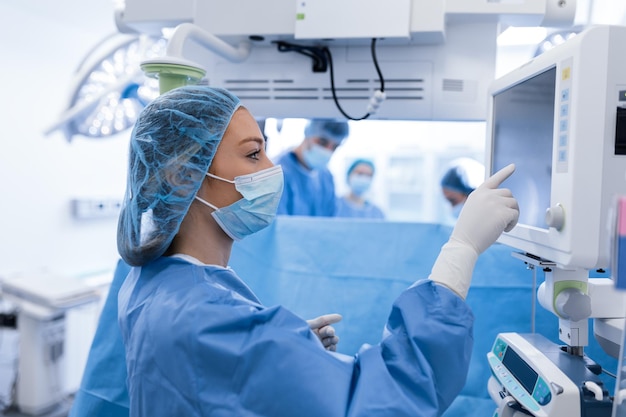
xmin=491 ymin=67 xmax=556 ymax=230
xmin=502 ymin=346 xmax=539 ymax=395
xmin=486 ymin=25 xmax=626 ymax=269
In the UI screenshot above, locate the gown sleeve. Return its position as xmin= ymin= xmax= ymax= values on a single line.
xmin=122 ymin=274 xmax=473 ymax=417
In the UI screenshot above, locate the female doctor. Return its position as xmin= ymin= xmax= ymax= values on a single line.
xmin=116 ymin=86 xmax=519 ymax=416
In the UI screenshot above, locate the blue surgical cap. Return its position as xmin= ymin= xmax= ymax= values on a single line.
xmin=346 ymin=159 xmax=375 ymax=181
xmin=304 ymin=119 xmax=350 ymax=144
xmin=117 ymin=86 xmax=241 ymax=266
xmin=440 ymin=158 xmax=485 ymax=195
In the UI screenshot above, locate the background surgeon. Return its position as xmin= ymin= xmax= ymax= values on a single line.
xmin=335 ymin=158 xmax=385 ymax=219
xmin=275 ymin=118 xmax=349 ymax=216
xmin=116 ymin=85 xmax=519 ymax=416
xmin=440 ymin=157 xmax=485 ymax=219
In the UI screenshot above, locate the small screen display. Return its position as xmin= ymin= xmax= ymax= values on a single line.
xmin=492 ymin=67 xmax=556 ymax=229
xmin=502 ymin=346 xmax=539 ymax=394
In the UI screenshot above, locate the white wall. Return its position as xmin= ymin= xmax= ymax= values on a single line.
xmin=0 ymin=0 xmax=127 ymax=278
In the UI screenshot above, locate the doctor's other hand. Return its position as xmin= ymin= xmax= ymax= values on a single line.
xmin=452 ymin=163 xmax=519 ymax=255
xmin=307 ymin=313 xmax=342 ymax=352
xmin=429 ymin=164 xmax=519 ymax=299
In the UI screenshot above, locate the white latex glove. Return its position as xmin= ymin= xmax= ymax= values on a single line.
xmin=429 ymin=164 xmax=519 ymax=299
xmin=307 ymin=313 xmax=342 ymax=352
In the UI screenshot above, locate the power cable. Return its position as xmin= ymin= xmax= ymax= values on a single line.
xmin=274 ymin=38 xmax=386 ymax=120
xmin=323 ymin=38 xmax=386 ymax=120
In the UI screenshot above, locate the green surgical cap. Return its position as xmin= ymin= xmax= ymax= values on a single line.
xmin=117 ymin=86 xmax=241 ymax=266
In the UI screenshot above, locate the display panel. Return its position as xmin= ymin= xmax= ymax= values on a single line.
xmin=502 ymin=346 xmax=539 ymax=395
xmin=491 ymin=67 xmax=556 ymax=230
xmin=485 ymin=25 xmax=626 ymax=269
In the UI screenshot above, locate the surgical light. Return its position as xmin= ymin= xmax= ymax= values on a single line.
xmin=45 ymin=34 xmax=165 ymax=142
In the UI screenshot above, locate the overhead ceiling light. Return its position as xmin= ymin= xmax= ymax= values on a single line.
xmin=46 ymin=34 xmax=166 ymax=142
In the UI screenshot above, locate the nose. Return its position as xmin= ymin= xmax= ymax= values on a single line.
xmin=261 ymin=154 xmax=275 ymax=170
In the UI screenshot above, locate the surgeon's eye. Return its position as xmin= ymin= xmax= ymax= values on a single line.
xmin=248 ymin=150 xmax=260 ymax=160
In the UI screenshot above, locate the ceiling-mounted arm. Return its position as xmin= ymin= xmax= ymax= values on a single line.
xmin=166 ymin=23 xmax=251 ymax=64
xmin=141 ymin=23 xmax=252 ymax=94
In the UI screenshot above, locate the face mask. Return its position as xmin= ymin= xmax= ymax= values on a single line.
xmin=194 ymin=165 xmax=284 ymax=240
xmin=452 ymin=202 xmax=464 ymax=218
xmin=349 ymin=174 xmax=372 ymax=196
xmin=302 ymin=143 xmax=333 ymax=170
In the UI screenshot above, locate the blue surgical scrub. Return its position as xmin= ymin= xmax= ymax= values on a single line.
xmin=275 ymin=151 xmax=336 ymax=216
xmin=335 ymin=197 xmax=385 ymax=219
xmin=118 ymin=256 xmax=474 ymax=417
xmin=69 ymin=259 xmax=131 ymax=417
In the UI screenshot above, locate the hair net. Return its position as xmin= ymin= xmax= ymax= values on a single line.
xmin=440 ymin=158 xmax=485 ymax=195
xmin=304 ymin=119 xmax=350 ymax=144
xmin=117 ymin=86 xmax=241 ymax=266
xmin=346 ymin=159 xmax=375 ymax=181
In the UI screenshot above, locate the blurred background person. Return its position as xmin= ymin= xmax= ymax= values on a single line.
xmin=275 ymin=119 xmax=350 ymax=216
xmin=440 ymin=157 xmax=485 ymax=221
xmin=335 ymin=159 xmax=385 ymax=219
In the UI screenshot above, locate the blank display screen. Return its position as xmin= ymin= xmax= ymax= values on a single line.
xmin=491 ymin=67 xmax=556 ymax=229
xmin=502 ymin=347 xmax=538 ymax=394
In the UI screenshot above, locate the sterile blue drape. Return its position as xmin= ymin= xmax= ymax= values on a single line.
xmin=230 ymin=216 xmax=617 ymax=416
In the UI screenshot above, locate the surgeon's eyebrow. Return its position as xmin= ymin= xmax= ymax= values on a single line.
xmin=239 ymin=136 xmax=266 ymax=147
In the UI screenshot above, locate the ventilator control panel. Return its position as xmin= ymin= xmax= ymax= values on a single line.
xmin=487 ymin=332 xmax=612 ymax=417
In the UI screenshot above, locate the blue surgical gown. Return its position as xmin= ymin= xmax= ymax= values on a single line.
xmin=275 ymin=150 xmax=337 ymax=216
xmin=335 ymin=196 xmax=385 ymax=219
xmin=118 ymin=256 xmax=474 ymax=417
xmin=69 ymin=259 xmax=131 ymax=417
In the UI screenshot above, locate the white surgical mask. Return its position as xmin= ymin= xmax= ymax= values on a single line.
xmin=302 ymin=143 xmax=333 ymax=170
xmin=348 ymin=174 xmax=372 ymax=196
xmin=195 ymin=165 xmax=284 ymax=240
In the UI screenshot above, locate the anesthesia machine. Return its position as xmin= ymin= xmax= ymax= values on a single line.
xmin=484 ymin=25 xmax=626 ymax=417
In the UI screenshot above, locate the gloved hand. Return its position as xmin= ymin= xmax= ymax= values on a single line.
xmin=307 ymin=313 xmax=342 ymax=352
xmin=429 ymin=164 xmax=519 ymax=299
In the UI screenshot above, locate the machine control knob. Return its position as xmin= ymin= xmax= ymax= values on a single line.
xmin=545 ymin=204 xmax=565 ymax=230
xmin=555 ymin=288 xmax=591 ymax=322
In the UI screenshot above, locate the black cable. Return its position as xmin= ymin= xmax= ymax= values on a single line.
xmin=370 ymin=38 xmax=385 ymax=93
xmin=323 ymin=38 xmax=385 ymax=121
xmin=602 ymin=368 xmax=616 ymax=379
xmin=274 ymin=38 xmax=386 ymax=120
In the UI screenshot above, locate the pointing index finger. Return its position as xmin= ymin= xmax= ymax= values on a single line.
xmin=307 ymin=313 xmax=343 ymax=330
xmin=482 ymin=163 xmax=515 ymax=189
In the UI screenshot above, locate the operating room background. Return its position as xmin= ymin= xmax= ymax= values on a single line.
xmin=3 ymin=0 xmax=625 ymax=277
xmin=2 ymin=0 xmax=626 ymax=410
